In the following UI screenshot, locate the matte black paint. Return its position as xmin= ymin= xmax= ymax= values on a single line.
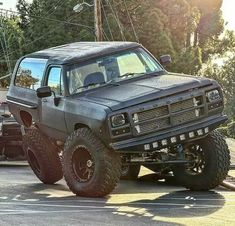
xmin=7 ymin=42 xmax=227 ymax=152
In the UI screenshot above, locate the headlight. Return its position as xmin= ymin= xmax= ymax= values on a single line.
xmin=111 ymin=114 xmax=126 ymax=127
xmin=206 ymin=89 xmax=221 ymax=102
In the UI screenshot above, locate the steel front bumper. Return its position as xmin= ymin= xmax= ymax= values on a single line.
xmin=110 ymin=115 xmax=227 ymax=153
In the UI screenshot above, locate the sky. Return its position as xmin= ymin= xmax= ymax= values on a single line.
xmin=221 ymin=0 xmax=235 ymax=31
xmin=1 ymin=0 xmax=235 ymax=31
xmin=0 ymin=0 xmax=18 ymax=10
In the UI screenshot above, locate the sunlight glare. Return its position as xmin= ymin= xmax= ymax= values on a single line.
xmin=222 ymin=0 xmax=235 ymax=31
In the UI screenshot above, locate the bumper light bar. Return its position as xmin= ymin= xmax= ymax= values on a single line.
xmin=161 ymin=139 xmax=168 ymax=146
xmin=180 ymin=134 xmax=186 ymax=141
xmin=152 ymin=142 xmax=158 ymax=148
xmin=189 ymin=132 xmax=195 ymax=138
xmin=197 ymin=129 xmax=203 ymax=136
xmin=143 ymin=127 xmax=210 ymax=151
xmin=144 ymin=144 xmax=150 ymax=151
xmin=171 ymin=137 xmax=177 ymax=143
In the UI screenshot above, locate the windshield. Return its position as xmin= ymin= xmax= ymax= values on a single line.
xmin=66 ymin=47 xmax=164 ymax=94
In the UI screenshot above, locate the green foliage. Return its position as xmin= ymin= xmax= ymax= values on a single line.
xmin=201 ymin=31 xmax=235 ymax=122
xmin=216 ymin=126 xmax=228 ymax=137
xmin=0 ymin=0 xmax=232 ymax=91
xmin=13 ymin=0 xmax=227 ymax=67
xmin=15 ymin=70 xmax=39 ymax=88
xmin=227 ymin=121 xmax=235 ymax=138
xmin=170 ymin=47 xmax=202 ymax=74
xmin=0 ymin=16 xmax=24 ymax=86
xmin=135 ymin=5 xmax=176 ymax=57
xmin=190 ymin=0 xmax=224 ymax=45
xmin=17 ymin=0 xmax=95 ymax=54
xmin=102 ymin=0 xmax=225 ymax=75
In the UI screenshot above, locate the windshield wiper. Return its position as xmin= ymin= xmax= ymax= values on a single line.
xmin=104 ymin=79 xmax=120 ymax=86
xmin=72 ymin=81 xmax=119 ymax=94
xmin=121 ymin=72 xmax=145 ymax=78
xmin=71 ymin=83 xmax=101 ymax=94
xmin=146 ymin=70 xmax=165 ymax=76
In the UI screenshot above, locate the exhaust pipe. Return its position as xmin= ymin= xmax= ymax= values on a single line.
xmin=221 ymin=181 xmax=235 ymax=191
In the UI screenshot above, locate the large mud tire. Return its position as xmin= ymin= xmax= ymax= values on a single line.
xmin=173 ymin=131 xmax=230 ymax=191
xmin=23 ymin=127 xmax=63 ymax=184
xmin=62 ymin=128 xmax=121 ymax=197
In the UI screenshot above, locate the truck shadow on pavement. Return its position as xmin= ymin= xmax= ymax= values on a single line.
xmin=2 ymin=173 xmax=225 ymax=222
xmin=118 ymin=190 xmax=225 ymax=218
xmin=0 ymin=163 xmax=227 ymax=225
xmin=111 ymin=173 xmax=226 ymax=218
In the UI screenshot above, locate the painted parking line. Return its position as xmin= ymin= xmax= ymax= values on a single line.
xmin=0 ymin=204 xmax=235 ymax=217
xmin=0 ymin=181 xmax=40 ymax=185
xmin=1 ymin=201 xmax=235 ymax=209
xmin=0 ymin=209 xmax=112 ymax=216
xmin=3 ymin=196 xmax=235 ymax=204
xmin=0 ymin=202 xmax=112 ymax=209
xmin=1 ymin=191 xmax=235 ymax=204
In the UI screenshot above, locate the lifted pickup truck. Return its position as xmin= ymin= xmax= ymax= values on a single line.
xmin=7 ymin=42 xmax=230 ymax=197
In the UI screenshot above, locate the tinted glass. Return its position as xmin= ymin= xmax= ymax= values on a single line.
xmin=15 ymin=58 xmax=47 ymax=90
xmin=47 ymin=67 xmax=64 ymax=96
xmin=66 ymin=48 xmax=163 ymax=94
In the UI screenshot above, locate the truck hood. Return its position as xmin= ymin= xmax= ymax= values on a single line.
xmin=79 ymin=73 xmax=213 ymax=111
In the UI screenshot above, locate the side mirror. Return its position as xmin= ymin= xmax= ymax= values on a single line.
xmin=160 ymin=55 xmax=172 ymax=66
xmin=36 ymin=86 xmax=52 ymax=98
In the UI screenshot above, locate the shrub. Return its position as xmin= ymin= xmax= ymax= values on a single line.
xmin=228 ymin=121 xmax=235 ymax=138
xmin=216 ymin=126 xmax=229 ymax=137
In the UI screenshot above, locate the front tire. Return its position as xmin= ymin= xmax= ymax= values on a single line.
xmin=62 ymin=128 xmax=121 ymax=197
xmin=173 ymin=131 xmax=230 ymax=191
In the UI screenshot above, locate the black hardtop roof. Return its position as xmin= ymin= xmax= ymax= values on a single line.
xmin=26 ymin=42 xmax=141 ymax=64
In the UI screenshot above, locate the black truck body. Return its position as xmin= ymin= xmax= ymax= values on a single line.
xmin=6 ymin=42 xmax=230 ymax=197
xmin=7 ymin=42 xmax=226 ymax=151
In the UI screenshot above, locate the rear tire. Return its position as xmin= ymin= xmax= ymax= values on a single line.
xmin=121 ymin=165 xmax=141 ymax=180
xmin=173 ymin=131 xmax=230 ymax=191
xmin=62 ymin=128 xmax=121 ymax=197
xmin=23 ymin=127 xmax=63 ymax=184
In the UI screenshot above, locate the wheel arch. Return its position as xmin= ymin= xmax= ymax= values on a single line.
xmin=74 ymin=123 xmax=90 ymax=131
xmin=20 ymin=110 xmax=32 ymax=128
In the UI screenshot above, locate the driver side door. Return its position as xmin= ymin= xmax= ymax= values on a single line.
xmin=39 ymin=66 xmax=67 ymax=140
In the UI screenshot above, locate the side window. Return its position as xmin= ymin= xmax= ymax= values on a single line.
xmin=47 ymin=67 xmax=64 ymax=96
xmin=15 ymin=58 xmax=47 ymax=90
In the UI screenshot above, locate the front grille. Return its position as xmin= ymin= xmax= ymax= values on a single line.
xmin=136 ymin=118 xmax=170 ymax=134
xmin=134 ymin=106 xmax=168 ymax=122
xmin=133 ymin=96 xmax=204 ymax=135
xmin=172 ymin=108 xmax=203 ymax=126
xmin=171 ymin=98 xmax=194 ymax=113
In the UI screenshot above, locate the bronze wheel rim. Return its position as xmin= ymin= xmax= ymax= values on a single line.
xmin=185 ymin=144 xmax=206 ymax=176
xmin=72 ymin=146 xmax=95 ymax=182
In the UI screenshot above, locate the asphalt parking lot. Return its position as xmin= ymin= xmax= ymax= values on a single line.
xmin=0 ymin=162 xmax=235 ymax=226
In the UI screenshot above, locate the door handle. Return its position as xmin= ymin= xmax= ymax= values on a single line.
xmin=42 ymin=99 xmax=48 ymax=103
